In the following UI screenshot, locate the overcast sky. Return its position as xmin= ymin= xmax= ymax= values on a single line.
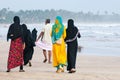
xmin=0 ymin=0 xmax=120 ymax=14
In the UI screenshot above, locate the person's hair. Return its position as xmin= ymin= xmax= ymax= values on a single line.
xmin=46 ymin=19 xmax=50 ymax=23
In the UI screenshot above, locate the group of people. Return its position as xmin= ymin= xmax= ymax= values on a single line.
xmin=6 ymin=16 xmax=37 ymax=72
xmin=6 ymin=16 xmax=81 ymax=73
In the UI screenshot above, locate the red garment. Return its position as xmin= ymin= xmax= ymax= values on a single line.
xmin=7 ymin=37 xmax=23 ymax=70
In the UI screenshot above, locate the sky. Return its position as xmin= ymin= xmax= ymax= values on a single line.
xmin=0 ymin=0 xmax=120 ymax=14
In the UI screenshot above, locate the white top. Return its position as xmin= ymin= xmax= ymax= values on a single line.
xmin=41 ymin=24 xmax=52 ymax=45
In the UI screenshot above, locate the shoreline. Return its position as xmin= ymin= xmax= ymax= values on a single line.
xmin=1 ymin=23 xmax=120 ymax=28
xmin=1 ymin=39 xmax=120 ymax=57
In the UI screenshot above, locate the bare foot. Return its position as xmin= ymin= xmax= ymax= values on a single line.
xmin=48 ymin=61 xmax=52 ymax=64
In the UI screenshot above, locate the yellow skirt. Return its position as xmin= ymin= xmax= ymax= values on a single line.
xmin=52 ymin=39 xmax=67 ymax=67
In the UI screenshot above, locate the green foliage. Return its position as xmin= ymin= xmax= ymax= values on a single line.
xmin=0 ymin=8 xmax=120 ymax=23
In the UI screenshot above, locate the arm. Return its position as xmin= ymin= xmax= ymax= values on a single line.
xmin=7 ymin=25 xmax=13 ymax=41
xmin=63 ymin=27 xmax=66 ymax=39
xmin=23 ymin=43 xmax=25 ymax=49
xmin=36 ymin=32 xmax=44 ymax=41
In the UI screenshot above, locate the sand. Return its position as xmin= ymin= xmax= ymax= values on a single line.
xmin=0 ymin=40 xmax=120 ymax=80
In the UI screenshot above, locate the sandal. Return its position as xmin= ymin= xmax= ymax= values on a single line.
xmin=56 ymin=67 xmax=64 ymax=73
xmin=19 ymin=70 xmax=25 ymax=72
xmin=56 ymin=68 xmax=62 ymax=73
xmin=6 ymin=70 xmax=10 ymax=72
xmin=29 ymin=62 xmax=32 ymax=67
xmin=68 ymin=68 xmax=76 ymax=73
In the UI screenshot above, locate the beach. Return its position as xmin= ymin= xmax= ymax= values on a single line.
xmin=0 ymin=40 xmax=120 ymax=80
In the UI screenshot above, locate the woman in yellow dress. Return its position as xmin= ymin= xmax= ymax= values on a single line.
xmin=51 ymin=16 xmax=67 ymax=73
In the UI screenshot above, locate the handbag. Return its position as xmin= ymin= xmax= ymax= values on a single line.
xmin=56 ymin=38 xmax=62 ymax=44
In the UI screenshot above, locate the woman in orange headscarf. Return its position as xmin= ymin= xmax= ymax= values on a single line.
xmin=51 ymin=16 xmax=67 ymax=73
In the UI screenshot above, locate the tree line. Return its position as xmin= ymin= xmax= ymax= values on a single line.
xmin=0 ymin=8 xmax=120 ymax=23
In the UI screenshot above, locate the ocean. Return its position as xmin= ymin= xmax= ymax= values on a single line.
xmin=0 ymin=23 xmax=120 ymax=56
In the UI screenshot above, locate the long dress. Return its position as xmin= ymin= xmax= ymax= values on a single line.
xmin=7 ymin=38 xmax=23 ymax=69
xmin=7 ymin=16 xmax=24 ymax=70
xmin=65 ymin=19 xmax=81 ymax=71
xmin=52 ymin=27 xmax=67 ymax=67
xmin=23 ymin=29 xmax=35 ymax=65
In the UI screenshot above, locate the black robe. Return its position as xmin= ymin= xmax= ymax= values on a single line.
xmin=22 ymin=24 xmax=35 ymax=65
xmin=32 ymin=28 xmax=37 ymax=42
xmin=65 ymin=19 xmax=81 ymax=71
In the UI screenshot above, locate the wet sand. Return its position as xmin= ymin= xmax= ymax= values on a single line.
xmin=0 ymin=40 xmax=120 ymax=80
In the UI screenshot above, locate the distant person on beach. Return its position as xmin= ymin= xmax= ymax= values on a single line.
xmin=6 ymin=16 xmax=25 ymax=72
xmin=51 ymin=16 xmax=67 ymax=73
xmin=36 ymin=19 xmax=52 ymax=64
xmin=22 ymin=24 xmax=35 ymax=67
xmin=65 ymin=19 xmax=81 ymax=73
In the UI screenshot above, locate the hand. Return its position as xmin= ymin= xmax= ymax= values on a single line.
xmin=36 ymin=39 xmax=39 ymax=42
xmin=23 ymin=43 xmax=25 ymax=49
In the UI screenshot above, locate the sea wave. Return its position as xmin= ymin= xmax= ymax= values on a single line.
xmin=1 ymin=23 xmax=120 ymax=56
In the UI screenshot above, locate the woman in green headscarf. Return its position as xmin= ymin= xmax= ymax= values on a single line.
xmin=51 ymin=16 xmax=67 ymax=73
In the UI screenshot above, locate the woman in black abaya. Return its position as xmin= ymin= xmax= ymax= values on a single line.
xmin=22 ymin=24 xmax=35 ymax=66
xmin=7 ymin=16 xmax=25 ymax=72
xmin=65 ymin=19 xmax=81 ymax=73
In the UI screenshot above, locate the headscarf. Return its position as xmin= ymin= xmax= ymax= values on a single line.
xmin=14 ymin=16 xmax=20 ymax=24
xmin=32 ymin=28 xmax=37 ymax=42
xmin=22 ymin=24 xmax=28 ymax=40
xmin=68 ymin=19 xmax=74 ymax=28
xmin=65 ymin=19 xmax=79 ymax=42
xmin=22 ymin=24 xmax=27 ymax=32
xmin=22 ymin=24 xmax=35 ymax=47
xmin=51 ymin=16 xmax=64 ymax=43
xmin=7 ymin=16 xmax=23 ymax=41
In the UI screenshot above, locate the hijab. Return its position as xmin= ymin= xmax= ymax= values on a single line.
xmin=65 ymin=19 xmax=79 ymax=41
xmin=22 ymin=24 xmax=28 ymax=40
xmin=32 ymin=28 xmax=37 ymax=42
xmin=7 ymin=16 xmax=23 ymax=41
xmin=51 ymin=16 xmax=64 ymax=43
xmin=14 ymin=16 xmax=20 ymax=24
